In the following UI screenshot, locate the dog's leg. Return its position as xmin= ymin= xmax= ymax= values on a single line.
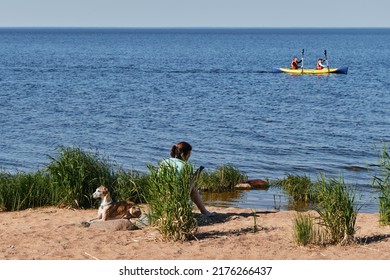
xmin=87 ymin=210 xmax=103 ymax=223
xmin=82 ymin=216 xmax=99 ymax=227
xmin=101 ymin=212 xmax=109 ymax=221
xmin=94 ymin=211 xmax=103 ymax=221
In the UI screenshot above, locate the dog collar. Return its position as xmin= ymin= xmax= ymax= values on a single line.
xmin=100 ymin=199 xmax=113 ymax=209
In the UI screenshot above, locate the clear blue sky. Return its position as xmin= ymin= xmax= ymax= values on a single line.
xmin=1 ymin=0 xmax=389 ymax=28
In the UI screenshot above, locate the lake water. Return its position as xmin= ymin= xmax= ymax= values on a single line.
xmin=1 ymin=28 xmax=390 ymax=213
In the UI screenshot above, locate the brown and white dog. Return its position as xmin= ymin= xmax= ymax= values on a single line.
xmin=89 ymin=185 xmax=141 ymax=222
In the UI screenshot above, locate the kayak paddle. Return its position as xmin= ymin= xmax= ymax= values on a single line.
xmin=324 ymin=49 xmax=330 ymax=73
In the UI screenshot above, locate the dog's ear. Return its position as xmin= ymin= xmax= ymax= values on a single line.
xmin=101 ymin=186 xmax=108 ymax=194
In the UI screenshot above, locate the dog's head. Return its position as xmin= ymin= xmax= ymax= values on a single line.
xmin=92 ymin=185 xmax=109 ymax=199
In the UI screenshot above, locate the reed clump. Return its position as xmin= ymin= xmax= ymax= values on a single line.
xmin=291 ymin=174 xmax=359 ymax=246
xmin=274 ymin=173 xmax=317 ymax=210
xmin=145 ymin=163 xmax=197 ymax=241
xmin=293 ymin=212 xmax=314 ymax=246
xmin=293 ymin=212 xmax=330 ymax=246
xmin=0 ymin=146 xmax=146 ymax=211
xmin=314 ymin=175 xmax=358 ymax=245
xmin=113 ymin=169 xmax=148 ymax=204
xmin=0 ymin=146 xmax=250 ymax=212
xmin=0 ymin=170 xmax=52 ymax=211
xmin=372 ymin=142 xmax=390 ymax=225
xmin=46 ymin=146 xmax=117 ymax=208
xmin=197 ymin=164 xmax=248 ymax=192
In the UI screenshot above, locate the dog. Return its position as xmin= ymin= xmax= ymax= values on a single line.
xmin=89 ymin=185 xmax=141 ymax=222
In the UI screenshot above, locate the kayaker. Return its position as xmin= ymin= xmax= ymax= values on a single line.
xmin=316 ymin=58 xmax=327 ymax=70
xmin=291 ymin=57 xmax=302 ymax=69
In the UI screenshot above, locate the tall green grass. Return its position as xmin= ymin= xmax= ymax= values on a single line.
xmin=293 ymin=213 xmax=314 ymax=246
xmin=274 ymin=173 xmax=316 ymax=203
xmin=113 ymin=169 xmax=148 ymax=204
xmin=0 ymin=146 xmax=147 ymax=211
xmin=274 ymin=173 xmax=318 ymax=212
xmin=293 ymin=212 xmax=330 ymax=246
xmin=197 ymin=164 xmax=248 ymax=192
xmin=145 ymin=163 xmax=197 ymax=241
xmin=46 ymin=146 xmax=116 ymax=208
xmin=372 ymin=142 xmax=390 ymax=225
xmin=0 ymin=170 xmax=52 ymax=211
xmin=0 ymin=146 xmax=250 ymax=213
xmin=315 ymin=175 xmax=358 ymax=245
xmin=291 ymin=174 xmax=359 ymax=246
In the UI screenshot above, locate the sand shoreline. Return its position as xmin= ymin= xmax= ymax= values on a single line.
xmin=1 ymin=206 xmax=389 ymax=260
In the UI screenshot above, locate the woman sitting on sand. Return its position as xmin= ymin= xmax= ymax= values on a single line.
xmin=162 ymin=141 xmax=214 ymax=217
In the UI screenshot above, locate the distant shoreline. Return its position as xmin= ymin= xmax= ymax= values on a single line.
xmin=1 ymin=26 xmax=389 ymax=30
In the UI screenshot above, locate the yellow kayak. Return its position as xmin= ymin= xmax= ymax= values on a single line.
xmin=273 ymin=67 xmax=348 ymax=74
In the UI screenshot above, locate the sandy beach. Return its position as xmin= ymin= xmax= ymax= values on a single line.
xmin=1 ymin=206 xmax=389 ymax=260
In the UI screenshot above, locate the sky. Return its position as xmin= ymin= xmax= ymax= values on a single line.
xmin=0 ymin=0 xmax=389 ymax=28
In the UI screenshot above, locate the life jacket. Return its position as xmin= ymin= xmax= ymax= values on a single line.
xmin=316 ymin=62 xmax=323 ymax=70
xmin=291 ymin=59 xmax=299 ymax=69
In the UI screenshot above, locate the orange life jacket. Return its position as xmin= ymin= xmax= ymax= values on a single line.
xmin=316 ymin=62 xmax=323 ymax=70
xmin=291 ymin=60 xmax=299 ymax=69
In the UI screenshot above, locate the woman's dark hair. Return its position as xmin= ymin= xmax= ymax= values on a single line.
xmin=170 ymin=141 xmax=192 ymax=160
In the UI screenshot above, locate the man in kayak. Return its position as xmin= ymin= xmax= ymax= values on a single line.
xmin=316 ymin=58 xmax=328 ymax=70
xmin=291 ymin=57 xmax=302 ymax=69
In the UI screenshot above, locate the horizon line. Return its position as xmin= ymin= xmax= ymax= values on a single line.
xmin=1 ymin=26 xmax=389 ymax=29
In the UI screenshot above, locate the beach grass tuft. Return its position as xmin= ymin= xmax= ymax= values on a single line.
xmin=372 ymin=142 xmax=390 ymax=225
xmin=274 ymin=173 xmax=317 ymax=209
xmin=314 ymin=175 xmax=358 ymax=245
xmin=293 ymin=213 xmax=313 ymax=246
xmin=145 ymin=163 xmax=197 ymax=241
xmin=46 ymin=146 xmax=116 ymax=208
xmin=197 ymin=164 xmax=248 ymax=192
xmin=113 ymin=169 xmax=148 ymax=204
xmin=252 ymin=209 xmax=259 ymax=233
xmin=0 ymin=170 xmax=52 ymax=211
xmin=292 ymin=174 xmax=359 ymax=246
xmin=293 ymin=212 xmax=329 ymax=246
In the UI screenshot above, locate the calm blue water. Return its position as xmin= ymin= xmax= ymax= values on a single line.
xmin=1 ymin=28 xmax=390 ymax=213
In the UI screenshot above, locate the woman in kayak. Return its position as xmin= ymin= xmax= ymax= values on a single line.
xmin=291 ymin=57 xmax=302 ymax=69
